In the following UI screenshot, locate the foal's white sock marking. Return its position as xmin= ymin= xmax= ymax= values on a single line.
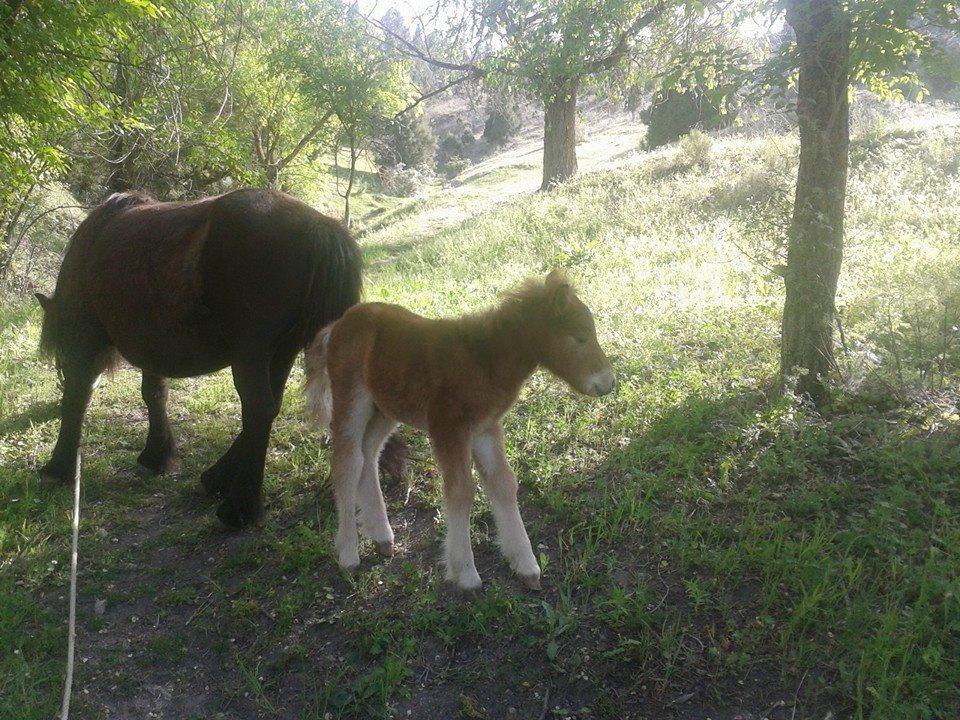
xmin=332 ymin=396 xmax=371 ymax=570
xmin=357 ymin=461 xmax=393 ymax=545
xmin=444 ymin=504 xmax=481 ymax=590
xmin=473 ymin=429 xmax=540 ymax=583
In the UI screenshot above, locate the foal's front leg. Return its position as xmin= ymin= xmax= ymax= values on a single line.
xmin=472 ymin=424 xmax=540 ymax=589
xmin=431 ymin=428 xmax=481 ymax=591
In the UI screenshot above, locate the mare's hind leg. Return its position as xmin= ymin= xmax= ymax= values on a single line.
xmin=137 ymin=371 xmax=179 ymax=475
xmin=40 ymin=348 xmax=111 ymax=486
xmin=215 ymin=357 xmax=279 ymax=528
xmin=357 ymin=411 xmax=398 ymax=557
xmin=201 ymin=344 xmax=298 ymax=499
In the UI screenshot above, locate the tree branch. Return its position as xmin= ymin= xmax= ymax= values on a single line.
xmin=372 ymin=15 xmax=484 ymax=75
xmin=396 ymin=72 xmax=481 ymax=118
xmin=587 ymin=2 xmax=667 ymax=73
xmin=277 ymin=109 xmax=334 ymax=170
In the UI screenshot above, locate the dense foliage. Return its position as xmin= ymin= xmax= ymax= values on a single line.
xmin=0 ymin=0 xmax=411 ymax=292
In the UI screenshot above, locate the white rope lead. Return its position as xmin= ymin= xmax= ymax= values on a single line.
xmin=60 ymin=453 xmax=81 ymax=720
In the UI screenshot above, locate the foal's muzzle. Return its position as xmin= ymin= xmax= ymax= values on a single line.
xmin=586 ymin=370 xmax=617 ymax=396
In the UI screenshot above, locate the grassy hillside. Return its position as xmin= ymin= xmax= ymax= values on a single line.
xmin=1 ymin=104 xmax=959 ymax=719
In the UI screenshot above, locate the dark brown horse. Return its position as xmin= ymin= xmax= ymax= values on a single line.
xmin=36 ymin=188 xmax=365 ymax=528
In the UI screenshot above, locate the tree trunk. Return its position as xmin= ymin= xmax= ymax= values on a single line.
xmin=780 ymin=0 xmax=851 ymax=404
xmin=541 ymin=81 xmax=579 ymax=191
xmin=265 ymin=162 xmax=280 ymax=190
xmin=106 ymin=54 xmax=135 ymax=194
xmin=342 ymin=136 xmax=358 ymax=229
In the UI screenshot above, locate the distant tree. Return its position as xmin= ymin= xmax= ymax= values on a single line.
xmin=377 ymin=0 xmax=682 ymax=190
xmin=483 ymin=102 xmax=522 ymax=145
xmin=642 ymin=37 xmax=751 ymax=148
xmin=374 ymin=112 xmax=437 ymax=169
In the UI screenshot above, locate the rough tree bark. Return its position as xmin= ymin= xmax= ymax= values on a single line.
xmin=541 ymin=81 xmax=579 ymax=191
xmin=780 ymin=0 xmax=851 ymax=404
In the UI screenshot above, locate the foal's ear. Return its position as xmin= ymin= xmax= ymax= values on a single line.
xmin=548 ymin=276 xmax=573 ymax=314
xmin=545 ymin=268 xmax=568 ymax=287
xmin=34 ymin=293 xmax=53 ymax=313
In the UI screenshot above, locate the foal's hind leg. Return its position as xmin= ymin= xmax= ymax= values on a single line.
xmin=137 ymin=371 xmax=179 ymax=475
xmin=330 ymin=393 xmax=374 ymax=570
xmin=40 ymin=349 xmax=110 ymax=486
xmin=357 ymin=411 xmax=398 ymax=557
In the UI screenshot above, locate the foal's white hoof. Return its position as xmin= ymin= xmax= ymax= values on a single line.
xmin=519 ymin=572 xmax=541 ymax=591
xmin=338 ymin=549 xmax=360 ymax=573
xmin=448 ymin=569 xmax=483 ymax=592
xmin=374 ymin=540 xmax=395 ymax=558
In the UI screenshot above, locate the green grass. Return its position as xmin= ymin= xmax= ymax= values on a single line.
xmin=2 ymin=104 xmax=959 ymax=719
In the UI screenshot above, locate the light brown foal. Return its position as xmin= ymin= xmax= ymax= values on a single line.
xmin=304 ymin=270 xmax=616 ymax=590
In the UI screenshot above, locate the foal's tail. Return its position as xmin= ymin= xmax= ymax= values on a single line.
xmin=303 ymin=325 xmax=334 ymax=430
xmin=302 ymin=323 xmax=409 ymax=483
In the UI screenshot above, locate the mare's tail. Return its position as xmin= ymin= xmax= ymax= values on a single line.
xmin=298 ymin=217 xmax=362 ymax=350
xmin=303 ymin=326 xmax=334 ymax=430
xmin=300 ymin=217 xmax=406 ymax=482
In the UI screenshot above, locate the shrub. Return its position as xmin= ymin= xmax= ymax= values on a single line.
xmin=460 ymin=129 xmax=476 ymax=146
xmin=679 ymin=130 xmax=712 ymax=168
xmin=379 ymin=164 xmax=432 ymax=197
xmin=483 ymin=103 xmax=521 ymax=145
xmin=437 ymin=132 xmax=465 ymax=162
xmin=441 ymin=157 xmax=471 ymax=179
xmin=375 ymin=112 xmax=436 ymax=170
xmin=643 ymin=87 xmax=733 ymax=149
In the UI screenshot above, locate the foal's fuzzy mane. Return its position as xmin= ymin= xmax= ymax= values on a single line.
xmin=454 ymin=272 xmax=571 ymax=346
xmin=499 ymin=271 xmax=570 ymax=309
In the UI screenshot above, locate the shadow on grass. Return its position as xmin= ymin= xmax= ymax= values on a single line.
xmin=548 ymin=381 xmax=960 ymax=719
xmin=0 ymin=399 xmax=59 ymax=439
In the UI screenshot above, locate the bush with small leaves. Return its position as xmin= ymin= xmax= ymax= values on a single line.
xmin=441 ymin=157 xmax=471 ymax=179
xmin=375 ymin=113 xmax=436 ymax=170
xmin=483 ymin=104 xmax=521 ymax=145
xmin=680 ymin=130 xmax=712 ymax=168
xmin=379 ymin=164 xmax=433 ymax=197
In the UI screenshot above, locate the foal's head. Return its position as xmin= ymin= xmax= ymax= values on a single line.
xmin=516 ymin=270 xmax=616 ymax=397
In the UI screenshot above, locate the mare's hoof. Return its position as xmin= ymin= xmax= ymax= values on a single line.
xmin=373 ymin=540 xmax=395 ymax=558
xmin=137 ymin=450 xmax=180 ymax=476
xmin=216 ymin=495 xmax=263 ymax=530
xmin=201 ymin=464 xmax=229 ymax=497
